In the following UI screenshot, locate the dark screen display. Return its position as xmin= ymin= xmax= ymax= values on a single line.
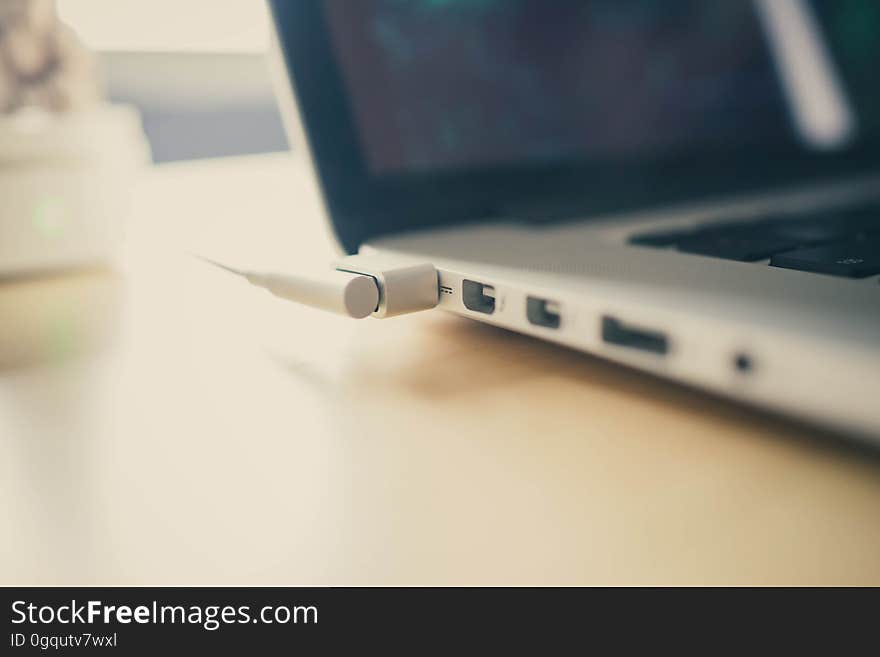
xmin=323 ymin=0 xmax=804 ymax=174
xmin=326 ymin=0 xmax=793 ymax=172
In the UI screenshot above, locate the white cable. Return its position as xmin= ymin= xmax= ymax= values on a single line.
xmin=199 ymin=255 xmax=439 ymax=319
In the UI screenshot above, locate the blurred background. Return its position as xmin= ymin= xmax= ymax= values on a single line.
xmin=58 ymin=0 xmax=287 ymax=162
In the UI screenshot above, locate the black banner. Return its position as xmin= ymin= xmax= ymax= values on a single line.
xmin=0 ymin=586 xmax=872 ymax=653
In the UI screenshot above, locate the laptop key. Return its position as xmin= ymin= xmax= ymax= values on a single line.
xmin=676 ymin=229 xmax=798 ymax=261
xmin=768 ymin=217 xmax=858 ymax=245
xmin=768 ymin=211 xmax=880 ymax=245
xmin=628 ymin=202 xmax=880 ymax=263
xmin=769 ymin=236 xmax=880 ymax=278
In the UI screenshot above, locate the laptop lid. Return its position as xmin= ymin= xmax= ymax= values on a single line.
xmin=269 ymin=0 xmax=880 ymax=253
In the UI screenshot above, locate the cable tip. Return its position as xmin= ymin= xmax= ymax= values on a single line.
xmin=191 ymin=253 xmax=248 ymax=279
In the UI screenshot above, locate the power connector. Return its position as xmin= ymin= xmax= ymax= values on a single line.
xmin=199 ymin=254 xmax=438 ymax=319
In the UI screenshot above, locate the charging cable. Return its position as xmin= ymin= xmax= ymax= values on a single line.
xmin=199 ymin=255 xmax=439 ymax=319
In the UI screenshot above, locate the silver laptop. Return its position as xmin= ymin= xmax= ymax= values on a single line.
xmin=269 ymin=0 xmax=880 ymax=440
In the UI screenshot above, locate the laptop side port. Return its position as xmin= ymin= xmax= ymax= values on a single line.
xmin=526 ymin=297 xmax=560 ymax=329
xmin=462 ymin=280 xmax=496 ymax=314
xmin=601 ymin=316 xmax=668 ymax=355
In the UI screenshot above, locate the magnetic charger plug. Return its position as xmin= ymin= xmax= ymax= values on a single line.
xmin=199 ymin=254 xmax=439 ymax=319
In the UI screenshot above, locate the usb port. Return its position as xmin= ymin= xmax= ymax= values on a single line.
xmin=601 ymin=316 xmax=668 ymax=355
xmin=462 ymin=280 xmax=496 ymax=314
xmin=526 ymin=297 xmax=560 ymax=329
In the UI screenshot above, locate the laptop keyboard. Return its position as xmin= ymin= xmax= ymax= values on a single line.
xmin=628 ymin=201 xmax=880 ymax=278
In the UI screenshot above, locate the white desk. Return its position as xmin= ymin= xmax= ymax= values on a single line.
xmin=2 ymin=153 xmax=880 ymax=585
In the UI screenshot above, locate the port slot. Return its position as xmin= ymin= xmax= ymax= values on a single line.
xmin=462 ymin=280 xmax=496 ymax=314
xmin=526 ymin=297 xmax=560 ymax=329
xmin=601 ymin=316 xmax=668 ymax=355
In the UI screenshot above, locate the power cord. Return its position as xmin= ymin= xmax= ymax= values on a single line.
xmin=198 ymin=254 xmax=439 ymax=319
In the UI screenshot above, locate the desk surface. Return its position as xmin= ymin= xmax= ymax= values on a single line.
xmin=2 ymin=153 xmax=880 ymax=585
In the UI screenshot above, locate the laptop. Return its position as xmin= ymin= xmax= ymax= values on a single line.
xmin=268 ymin=0 xmax=880 ymax=441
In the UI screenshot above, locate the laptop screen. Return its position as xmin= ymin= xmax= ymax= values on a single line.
xmin=269 ymin=0 xmax=879 ymax=251
xmin=322 ymin=0 xmax=874 ymax=176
